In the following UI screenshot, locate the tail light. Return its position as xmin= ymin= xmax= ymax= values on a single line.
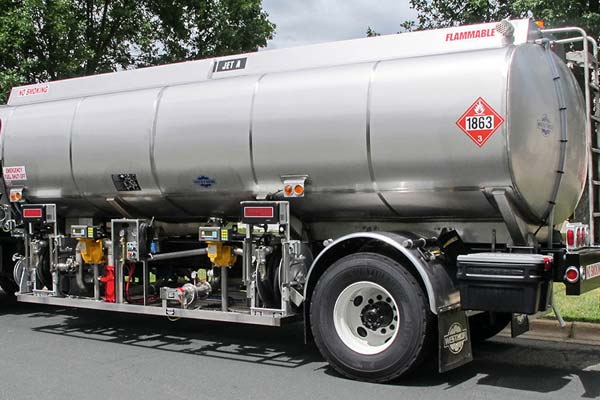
xmin=9 ymin=188 xmax=24 ymax=203
xmin=283 ymin=185 xmax=293 ymax=197
xmin=565 ymin=266 xmax=580 ymax=283
xmin=567 ymin=228 xmax=575 ymax=246
xmin=566 ymin=223 xmax=590 ymax=251
xmin=282 ymin=176 xmax=307 ymax=198
xmin=543 ymin=257 xmax=553 ymax=272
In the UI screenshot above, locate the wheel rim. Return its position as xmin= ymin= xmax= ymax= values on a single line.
xmin=333 ymin=281 xmax=400 ymax=355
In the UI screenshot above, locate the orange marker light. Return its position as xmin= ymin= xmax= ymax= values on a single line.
xmin=284 ymin=185 xmax=293 ymax=197
xmin=294 ymin=184 xmax=304 ymax=196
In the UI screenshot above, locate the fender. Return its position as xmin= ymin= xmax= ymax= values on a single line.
xmin=303 ymin=232 xmax=460 ymax=333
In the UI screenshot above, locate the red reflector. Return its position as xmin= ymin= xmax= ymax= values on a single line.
xmin=567 ymin=229 xmax=575 ymax=246
xmin=565 ymin=267 xmax=579 ymax=283
xmin=23 ymin=208 xmax=43 ymax=218
xmin=543 ymin=257 xmax=552 ymax=271
xmin=243 ymin=207 xmax=274 ymax=218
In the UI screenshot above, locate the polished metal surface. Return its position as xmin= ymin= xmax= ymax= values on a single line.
xmin=0 ymin=106 xmax=13 ymax=158
xmin=0 ymin=20 xmax=587 ymax=230
xmin=16 ymin=294 xmax=284 ymax=326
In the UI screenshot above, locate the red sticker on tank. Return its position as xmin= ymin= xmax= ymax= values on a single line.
xmin=456 ymin=97 xmax=504 ymax=148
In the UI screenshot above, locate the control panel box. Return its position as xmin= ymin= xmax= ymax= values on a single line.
xmin=70 ymin=225 xmax=101 ymax=239
xmin=22 ymin=204 xmax=56 ymax=224
xmin=240 ymin=201 xmax=289 ymax=225
xmin=199 ymin=226 xmax=221 ymax=241
xmin=111 ymin=219 xmax=146 ymax=262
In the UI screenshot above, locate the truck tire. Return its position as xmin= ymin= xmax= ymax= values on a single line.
xmin=0 ymin=277 xmax=17 ymax=296
xmin=469 ymin=312 xmax=511 ymax=342
xmin=310 ymin=252 xmax=432 ymax=382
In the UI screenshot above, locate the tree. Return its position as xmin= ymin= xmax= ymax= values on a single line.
xmin=366 ymin=26 xmax=380 ymax=37
xmin=0 ymin=0 xmax=275 ymax=103
xmin=404 ymin=1 xmax=600 ymax=40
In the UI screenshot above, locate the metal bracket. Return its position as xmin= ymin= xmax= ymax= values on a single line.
xmin=106 ymin=197 xmax=133 ymax=218
xmin=490 ymin=189 xmax=529 ymax=246
xmin=289 ymin=287 xmax=304 ymax=307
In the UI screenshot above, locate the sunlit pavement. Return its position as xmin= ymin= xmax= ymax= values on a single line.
xmin=1 ymin=291 xmax=599 ymax=400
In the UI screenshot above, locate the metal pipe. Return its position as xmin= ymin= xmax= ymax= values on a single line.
xmin=106 ymin=240 xmax=114 ymax=266
xmin=93 ymin=264 xmax=100 ymax=300
xmin=148 ymin=248 xmax=208 ymax=262
xmin=242 ymin=226 xmax=252 ymax=289
xmin=52 ymin=271 xmax=60 ymax=296
xmin=75 ymin=243 xmax=85 ymax=291
xmin=142 ymin=260 xmax=148 ymax=306
xmin=402 ymin=238 xmax=427 ymax=249
xmin=221 ymin=266 xmax=228 ymax=312
xmin=24 ymin=231 xmax=32 ymax=292
xmin=116 ymin=235 xmax=126 ymax=304
xmin=547 ymin=208 xmax=555 ymax=249
xmin=48 ymin=237 xmax=58 ymax=295
xmin=551 ymin=286 xmax=566 ymax=328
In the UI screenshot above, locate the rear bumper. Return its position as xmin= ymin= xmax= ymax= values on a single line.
xmin=555 ymin=247 xmax=600 ymax=295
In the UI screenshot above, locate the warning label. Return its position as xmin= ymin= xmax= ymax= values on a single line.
xmin=3 ymin=166 xmax=27 ymax=182
xmin=17 ymin=85 xmax=49 ymax=97
xmin=456 ymin=97 xmax=504 ymax=147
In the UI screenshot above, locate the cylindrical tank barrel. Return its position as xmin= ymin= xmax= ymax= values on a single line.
xmin=0 ymin=37 xmax=587 ymax=225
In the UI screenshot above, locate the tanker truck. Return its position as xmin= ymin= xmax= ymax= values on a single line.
xmin=1 ymin=18 xmax=600 ymax=382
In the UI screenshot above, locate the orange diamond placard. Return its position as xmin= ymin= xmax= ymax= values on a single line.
xmin=456 ymin=97 xmax=504 ymax=148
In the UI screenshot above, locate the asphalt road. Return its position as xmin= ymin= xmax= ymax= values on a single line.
xmin=1 ymin=291 xmax=599 ymax=400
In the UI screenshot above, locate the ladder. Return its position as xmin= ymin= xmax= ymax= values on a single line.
xmin=543 ymin=27 xmax=600 ymax=244
xmin=588 ymin=54 xmax=600 ymax=245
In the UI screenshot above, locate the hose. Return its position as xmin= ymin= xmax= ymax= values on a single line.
xmin=75 ymin=242 xmax=85 ymax=291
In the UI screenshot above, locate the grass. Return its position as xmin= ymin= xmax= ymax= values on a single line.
xmin=545 ymin=283 xmax=600 ymax=323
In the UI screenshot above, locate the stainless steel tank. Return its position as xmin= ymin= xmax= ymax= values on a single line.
xmin=0 ymin=20 xmax=587 ymax=225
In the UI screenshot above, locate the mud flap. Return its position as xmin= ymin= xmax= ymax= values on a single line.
xmin=511 ymin=313 xmax=529 ymax=337
xmin=438 ymin=308 xmax=473 ymax=373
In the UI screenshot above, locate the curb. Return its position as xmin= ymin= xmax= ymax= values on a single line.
xmin=498 ymin=318 xmax=600 ymax=346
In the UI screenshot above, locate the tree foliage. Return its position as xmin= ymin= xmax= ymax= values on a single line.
xmin=0 ymin=0 xmax=275 ymax=103
xmin=404 ymin=1 xmax=600 ymax=40
xmin=366 ymin=26 xmax=380 ymax=37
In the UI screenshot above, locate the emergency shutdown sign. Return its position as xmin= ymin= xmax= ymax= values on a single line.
xmin=456 ymin=97 xmax=504 ymax=148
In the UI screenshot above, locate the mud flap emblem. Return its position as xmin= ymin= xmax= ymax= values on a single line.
xmin=438 ymin=309 xmax=473 ymax=373
xmin=444 ymin=322 xmax=468 ymax=354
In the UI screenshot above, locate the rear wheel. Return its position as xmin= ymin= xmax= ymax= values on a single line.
xmin=0 ymin=277 xmax=17 ymax=296
xmin=310 ymin=253 xmax=432 ymax=382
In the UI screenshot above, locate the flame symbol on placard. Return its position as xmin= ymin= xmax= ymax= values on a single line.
xmin=474 ymin=100 xmax=486 ymax=115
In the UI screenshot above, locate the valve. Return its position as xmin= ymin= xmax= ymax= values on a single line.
xmin=99 ymin=266 xmax=115 ymax=303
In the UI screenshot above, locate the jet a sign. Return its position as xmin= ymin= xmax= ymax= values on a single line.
xmin=213 ymin=57 xmax=247 ymax=73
